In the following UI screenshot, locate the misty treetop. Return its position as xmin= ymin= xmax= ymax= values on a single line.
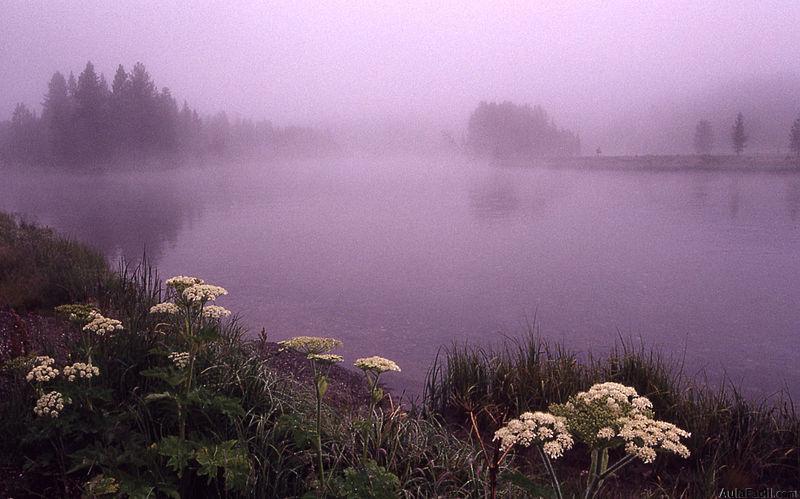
xmin=466 ymin=101 xmax=581 ymax=158
xmin=0 ymin=61 xmax=336 ymax=167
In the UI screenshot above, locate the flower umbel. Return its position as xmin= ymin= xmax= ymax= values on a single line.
xmin=168 ymin=352 xmax=191 ymax=369
xmin=307 ymin=353 xmax=344 ymax=365
xmin=82 ymin=313 xmax=123 ymax=336
xmin=202 ymin=305 xmax=231 ymax=319
xmin=182 ymin=284 xmax=228 ymax=304
xmin=34 ymin=391 xmax=70 ymax=418
xmin=494 ymin=411 xmax=574 ymax=458
xmin=26 ymin=356 xmax=59 ymax=383
xmin=165 ymin=275 xmax=204 ymax=291
xmin=63 ymin=362 xmax=100 ymax=382
xmin=149 ymin=302 xmax=180 ymax=315
xmin=278 ymin=336 xmax=342 ymax=355
xmin=353 ymin=356 xmax=401 ymax=374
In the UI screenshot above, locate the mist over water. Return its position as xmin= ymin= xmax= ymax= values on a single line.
xmin=3 ymin=157 xmax=798 ymax=397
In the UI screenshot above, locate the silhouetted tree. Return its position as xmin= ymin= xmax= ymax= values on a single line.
xmin=693 ymin=120 xmax=714 ymax=154
xmin=466 ymin=101 xmax=580 ymax=158
xmin=9 ymin=103 xmax=45 ymax=163
xmin=2 ymin=60 xmax=335 ymax=166
xmin=789 ymin=116 xmax=800 ymax=158
xmin=731 ymin=112 xmax=747 ymax=155
xmin=73 ymin=61 xmax=110 ymax=161
xmin=42 ymin=71 xmax=74 ymax=161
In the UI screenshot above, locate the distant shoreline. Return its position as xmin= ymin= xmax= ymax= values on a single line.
xmin=536 ymin=154 xmax=800 ymax=173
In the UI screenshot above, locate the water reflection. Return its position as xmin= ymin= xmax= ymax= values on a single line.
xmin=0 ymin=169 xmax=200 ymax=263
xmin=469 ymin=184 xmax=520 ymax=220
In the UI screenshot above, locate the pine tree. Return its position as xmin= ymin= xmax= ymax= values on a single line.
xmin=42 ymin=72 xmax=74 ymax=161
xmin=731 ymin=112 xmax=747 ymax=155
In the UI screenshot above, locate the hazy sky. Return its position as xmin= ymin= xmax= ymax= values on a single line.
xmin=2 ymin=1 xmax=800 ymax=151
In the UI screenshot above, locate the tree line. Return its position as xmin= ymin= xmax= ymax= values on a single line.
xmin=693 ymin=112 xmax=800 ymax=157
xmin=466 ymin=101 xmax=581 ymax=158
xmin=0 ymin=61 xmax=336 ymax=166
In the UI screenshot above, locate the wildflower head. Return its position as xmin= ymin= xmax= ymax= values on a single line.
xmin=26 ymin=356 xmax=59 ymax=383
xmin=54 ymin=304 xmax=100 ymax=324
xmin=63 ymin=362 xmax=99 ymax=382
xmin=278 ymin=336 xmax=342 ymax=355
xmin=182 ymin=284 xmax=228 ymax=304
xmin=550 ymin=382 xmax=654 ymax=447
xmin=618 ymin=414 xmax=691 ymax=463
xmin=165 ymin=275 xmax=204 ymax=292
xmin=308 ymin=353 xmax=344 ymax=365
xmin=82 ymin=313 xmax=123 ymax=336
xmin=149 ymin=302 xmax=180 ymax=315
xmin=34 ymin=391 xmax=70 ymax=418
xmin=168 ymin=352 xmax=191 ymax=369
xmin=493 ymin=411 xmax=574 ymax=459
xmin=353 ymin=356 xmax=401 ymax=374
xmin=202 ymin=305 xmax=231 ymax=319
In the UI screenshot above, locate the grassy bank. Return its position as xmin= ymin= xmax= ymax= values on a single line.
xmin=1 ymin=213 xmax=797 ymax=497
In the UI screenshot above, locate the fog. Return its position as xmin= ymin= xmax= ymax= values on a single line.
xmin=3 ymin=1 xmax=800 ymax=154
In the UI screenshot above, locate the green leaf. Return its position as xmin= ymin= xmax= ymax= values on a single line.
xmin=317 ymin=376 xmax=329 ymax=398
xmin=156 ymin=436 xmax=196 ymax=478
xmin=194 ymin=440 xmax=251 ymax=491
xmin=141 ymin=367 xmax=186 ymax=387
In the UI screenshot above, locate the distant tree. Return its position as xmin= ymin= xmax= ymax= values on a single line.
xmin=790 ymin=116 xmax=800 ymax=158
xmin=693 ymin=120 xmax=714 ymax=154
xmin=41 ymin=71 xmax=75 ymax=161
xmin=67 ymin=72 xmax=77 ymax=97
xmin=466 ymin=101 xmax=580 ymax=158
xmin=731 ymin=112 xmax=747 ymax=155
xmin=128 ymin=62 xmax=158 ymax=152
xmin=73 ymin=61 xmax=111 ymax=161
xmin=9 ymin=103 xmax=45 ymax=163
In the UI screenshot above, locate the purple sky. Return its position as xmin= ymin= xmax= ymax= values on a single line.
xmin=2 ymin=1 xmax=800 ymax=152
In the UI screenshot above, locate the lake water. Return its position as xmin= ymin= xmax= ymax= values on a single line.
xmin=3 ymin=155 xmax=799 ymax=397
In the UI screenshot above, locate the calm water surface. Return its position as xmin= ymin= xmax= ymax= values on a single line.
xmin=4 ymin=156 xmax=799 ymax=397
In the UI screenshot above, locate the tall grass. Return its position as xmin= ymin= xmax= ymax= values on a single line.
xmin=424 ymin=331 xmax=800 ymax=496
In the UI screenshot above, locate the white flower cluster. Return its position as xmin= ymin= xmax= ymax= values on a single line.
xmin=278 ymin=336 xmax=342 ymax=355
xmin=183 ymin=284 xmax=228 ymax=304
xmin=34 ymin=391 xmax=70 ymax=418
xmin=165 ymin=275 xmax=205 ymax=290
xmin=63 ymin=362 xmax=100 ymax=382
xmin=494 ymin=411 xmax=574 ymax=459
xmin=574 ymin=382 xmax=653 ymax=417
xmin=168 ymin=351 xmax=191 ymax=369
xmin=308 ymin=353 xmax=344 ymax=364
xmin=149 ymin=302 xmax=180 ymax=315
xmin=618 ymin=414 xmax=691 ymax=463
xmin=26 ymin=356 xmax=59 ymax=383
xmin=202 ymin=305 xmax=231 ymax=319
xmin=353 ymin=356 xmax=401 ymax=374
xmin=596 ymin=427 xmax=616 ymax=440
xmin=82 ymin=312 xmax=123 ymax=336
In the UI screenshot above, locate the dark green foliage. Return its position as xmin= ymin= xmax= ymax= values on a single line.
xmin=0 ymin=212 xmax=107 ymax=310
